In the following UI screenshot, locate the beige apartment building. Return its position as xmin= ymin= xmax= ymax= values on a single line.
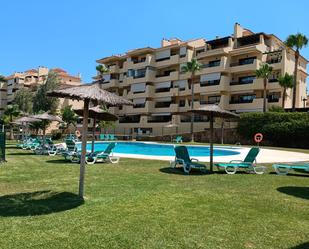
xmin=1 ymin=66 xmax=83 ymax=115
xmin=95 ymin=23 xmax=308 ymax=137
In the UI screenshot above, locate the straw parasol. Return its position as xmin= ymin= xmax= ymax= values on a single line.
xmin=31 ymin=113 xmax=63 ymax=145
xmin=13 ymin=116 xmax=41 ymax=140
xmin=74 ymin=105 xmax=118 ymax=153
xmin=190 ymin=105 xmax=239 ymax=172
xmin=47 ymin=82 xmax=133 ymax=199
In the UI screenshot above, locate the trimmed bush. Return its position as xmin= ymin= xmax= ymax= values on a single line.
xmin=238 ymin=112 xmax=309 ymax=148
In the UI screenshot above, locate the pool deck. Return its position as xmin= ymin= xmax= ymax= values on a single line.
xmin=112 ymin=145 xmax=309 ymax=163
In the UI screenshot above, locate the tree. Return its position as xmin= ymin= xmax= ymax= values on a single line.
xmin=96 ymin=64 xmax=109 ymax=79
xmin=181 ymin=58 xmax=201 ymax=142
xmin=61 ymin=105 xmax=77 ymax=133
xmin=255 ymin=63 xmax=273 ymax=112
xmin=0 ymin=75 xmax=7 ymax=82
xmin=278 ymin=73 xmax=294 ymax=109
xmin=14 ymin=88 xmax=33 ymax=114
xmin=33 ymin=71 xmax=60 ymax=114
xmin=4 ymin=105 xmax=20 ymax=140
xmin=285 ymin=33 xmax=308 ymax=111
xmin=98 ymin=120 xmax=116 ymax=134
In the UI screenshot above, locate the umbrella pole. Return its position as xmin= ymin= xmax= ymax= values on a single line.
xmin=209 ymin=113 xmax=214 ymax=172
xmin=91 ymin=117 xmax=96 ymax=153
xmin=79 ymin=99 xmax=89 ymax=199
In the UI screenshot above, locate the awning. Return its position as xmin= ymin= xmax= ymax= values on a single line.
xmin=174 ymin=80 xmax=187 ymax=88
xmin=155 ymin=97 xmax=172 ymax=102
xmin=155 ymin=81 xmax=171 ymax=89
xmin=133 ymin=98 xmax=146 ymax=104
xmin=180 ymin=47 xmax=187 ymax=56
xmin=103 ymin=74 xmax=111 ymax=82
xmin=131 ymin=83 xmax=146 ymax=93
xmin=155 ymin=49 xmax=171 ymax=60
xmin=200 ymin=73 xmax=221 ymax=82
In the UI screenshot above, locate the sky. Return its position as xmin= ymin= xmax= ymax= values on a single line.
xmin=1 ymin=0 xmax=309 ymax=83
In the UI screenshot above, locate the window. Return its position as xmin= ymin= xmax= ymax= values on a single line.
xmin=208 ymin=96 xmax=221 ymax=104
xmin=179 ymin=100 xmax=186 ymax=107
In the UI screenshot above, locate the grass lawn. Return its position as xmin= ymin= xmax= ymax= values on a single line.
xmin=0 ymin=143 xmax=308 ymax=249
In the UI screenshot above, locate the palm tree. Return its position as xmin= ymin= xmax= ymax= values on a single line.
xmin=255 ymin=63 xmax=273 ymax=112
xmin=278 ymin=73 xmax=294 ymax=109
xmin=181 ymin=58 xmax=201 ymax=142
xmin=96 ymin=64 xmax=109 ymax=80
xmin=4 ymin=105 xmax=20 ymax=140
xmin=285 ymin=33 xmax=308 ymax=111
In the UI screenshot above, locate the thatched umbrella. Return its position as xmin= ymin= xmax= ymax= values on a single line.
xmin=190 ymin=105 xmax=239 ymax=172
xmin=31 ymin=113 xmax=63 ymax=145
xmin=74 ymin=105 xmax=118 ymax=153
xmin=47 ymin=82 xmax=133 ymax=199
xmin=13 ymin=116 xmax=41 ymax=140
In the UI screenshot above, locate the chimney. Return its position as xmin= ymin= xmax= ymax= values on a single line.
xmin=234 ymin=23 xmax=244 ymax=38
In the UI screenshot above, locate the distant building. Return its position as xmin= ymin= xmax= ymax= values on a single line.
xmin=0 ymin=66 xmax=82 ymax=115
xmin=95 ymin=23 xmax=308 ymax=137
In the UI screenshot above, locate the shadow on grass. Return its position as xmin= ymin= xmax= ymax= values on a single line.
xmin=159 ymin=167 xmax=208 ymax=176
xmin=269 ymin=172 xmax=309 ymax=178
xmin=45 ymin=159 xmax=77 ymax=165
xmin=7 ymin=152 xmax=33 ymax=156
xmin=0 ymin=190 xmax=84 ymax=217
xmin=290 ymin=242 xmax=309 ymax=249
xmin=277 ymin=186 xmax=309 ymax=200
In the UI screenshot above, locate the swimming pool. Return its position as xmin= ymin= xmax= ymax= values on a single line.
xmin=75 ymin=141 xmax=240 ymax=157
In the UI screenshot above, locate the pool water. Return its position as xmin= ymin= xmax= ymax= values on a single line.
xmin=75 ymin=142 xmax=240 ymax=157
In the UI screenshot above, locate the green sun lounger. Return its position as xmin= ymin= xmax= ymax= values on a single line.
xmin=272 ymin=163 xmax=309 ymax=175
xmin=99 ymin=134 xmax=106 ymax=140
xmin=215 ymin=147 xmax=266 ymax=174
xmin=171 ymin=146 xmax=207 ymax=174
xmin=62 ymin=139 xmax=78 ymax=161
xmin=86 ymin=142 xmax=119 ymax=164
xmin=172 ymin=136 xmax=183 ymax=143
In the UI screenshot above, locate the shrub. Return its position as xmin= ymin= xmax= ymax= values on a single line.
xmin=51 ymin=130 xmax=62 ymax=140
xmin=237 ymin=112 xmax=309 ymax=148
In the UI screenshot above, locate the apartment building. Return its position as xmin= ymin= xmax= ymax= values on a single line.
xmin=1 ymin=66 xmax=82 ymax=115
xmin=95 ymin=23 xmax=308 ymax=137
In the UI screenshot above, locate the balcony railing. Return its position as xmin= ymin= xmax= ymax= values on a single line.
xmin=230 ymin=80 xmax=254 ymax=86
xmin=200 ymin=61 xmax=221 ymax=68
xmin=230 ymin=99 xmax=255 ymax=104
xmin=269 ymin=78 xmax=278 ymax=83
xmin=266 ymin=58 xmax=281 ymax=64
xmin=230 ymin=59 xmax=255 ymax=67
xmin=200 ymin=80 xmax=220 ymax=87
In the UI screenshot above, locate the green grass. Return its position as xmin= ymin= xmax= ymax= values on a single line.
xmin=0 ymin=144 xmax=308 ymax=249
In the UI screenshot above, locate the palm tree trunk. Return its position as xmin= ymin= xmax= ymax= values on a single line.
xmin=282 ymin=87 xmax=286 ymax=108
xmin=190 ymin=74 xmax=195 ymax=142
xmin=263 ymin=78 xmax=267 ymax=112
xmin=292 ymin=51 xmax=299 ymax=111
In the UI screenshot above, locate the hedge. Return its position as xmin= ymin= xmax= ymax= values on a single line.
xmin=237 ymin=112 xmax=309 ymax=148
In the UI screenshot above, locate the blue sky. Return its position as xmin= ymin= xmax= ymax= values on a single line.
xmin=1 ymin=0 xmax=309 ymax=83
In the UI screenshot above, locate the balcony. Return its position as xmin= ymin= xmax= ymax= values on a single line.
xmin=229 ymin=98 xmax=264 ymax=112
xmin=195 ymin=75 xmax=230 ymax=94
xmin=125 ymin=70 xmax=156 ymax=85
xmin=125 ymin=101 xmax=154 ymax=114
xmin=126 ymin=55 xmax=155 ymax=69
xmin=99 ymin=79 xmax=119 ymax=89
xmin=196 ymin=46 xmax=232 ymax=59
xmin=127 ymin=85 xmax=154 ymax=99
xmin=153 ymin=103 xmax=179 ymax=113
xmin=108 ymin=65 xmax=119 ymax=74
xmin=196 ymin=57 xmax=228 ymax=75
xmin=155 ymin=71 xmax=179 ymax=83
xmin=230 ymin=59 xmax=259 ymax=73
xmin=155 ymin=54 xmax=180 ymax=68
